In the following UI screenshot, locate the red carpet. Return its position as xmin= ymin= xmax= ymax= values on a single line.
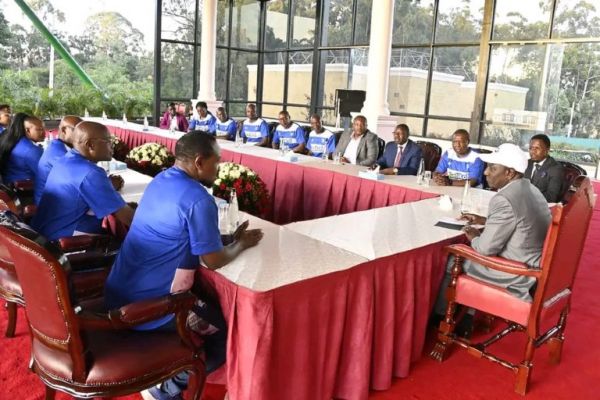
xmin=2 ymin=201 xmax=599 ymax=399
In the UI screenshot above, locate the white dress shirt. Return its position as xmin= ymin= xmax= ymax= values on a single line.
xmin=343 ymin=135 xmax=362 ymax=165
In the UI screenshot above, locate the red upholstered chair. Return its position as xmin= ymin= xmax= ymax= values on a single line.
xmin=558 ymin=161 xmax=586 ymax=203
xmin=430 ymin=177 xmax=595 ymax=395
xmin=0 ymin=222 xmax=206 ymax=399
xmin=415 ymin=141 xmax=442 ymax=172
xmin=0 ymin=211 xmax=115 ymax=338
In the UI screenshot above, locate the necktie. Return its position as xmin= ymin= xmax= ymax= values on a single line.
xmin=393 ymin=145 xmax=403 ymax=168
xmin=531 ymin=163 xmax=540 ymax=180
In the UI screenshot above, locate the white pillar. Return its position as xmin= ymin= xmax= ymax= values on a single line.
xmin=194 ymin=0 xmax=222 ymax=114
xmin=360 ymin=1 xmax=397 ymax=142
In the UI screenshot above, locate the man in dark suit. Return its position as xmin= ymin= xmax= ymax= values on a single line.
xmin=334 ymin=115 xmax=378 ymax=166
xmin=376 ymin=124 xmax=423 ymax=175
xmin=524 ymin=134 xmax=564 ymax=203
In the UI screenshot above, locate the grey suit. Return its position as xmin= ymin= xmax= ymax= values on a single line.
xmin=334 ymin=130 xmax=379 ymax=166
xmin=435 ymin=179 xmax=551 ymax=314
xmin=524 ymin=156 xmax=565 ymax=203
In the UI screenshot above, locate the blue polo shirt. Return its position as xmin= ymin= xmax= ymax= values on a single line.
xmin=306 ymin=129 xmax=336 ymax=157
xmin=216 ymin=118 xmax=237 ymax=141
xmin=241 ymin=118 xmax=269 ymax=143
xmin=2 ymin=137 xmax=43 ymax=184
xmin=0 ymin=126 xmax=5 ymax=135
xmin=34 ymin=139 xmax=69 ymax=205
xmin=104 ymin=166 xmax=223 ymax=330
xmin=435 ymin=148 xmax=485 ymax=185
xmin=189 ymin=113 xmax=217 ymax=134
xmin=31 ymin=148 xmax=126 ymax=240
xmin=273 ymin=122 xmax=305 ymax=149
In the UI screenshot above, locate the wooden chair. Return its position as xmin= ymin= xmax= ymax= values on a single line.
xmin=0 ymin=211 xmax=115 ymax=338
xmin=558 ymin=160 xmax=586 ymax=203
xmin=377 ymin=137 xmax=385 ymax=159
xmin=0 ymin=220 xmax=206 ymax=399
xmin=430 ymin=177 xmax=594 ymax=395
xmin=415 ymin=141 xmax=442 ymax=172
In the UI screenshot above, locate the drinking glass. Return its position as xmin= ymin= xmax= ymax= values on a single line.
xmin=423 ymin=171 xmax=431 ymax=187
xmin=333 ymin=152 xmax=342 ymax=164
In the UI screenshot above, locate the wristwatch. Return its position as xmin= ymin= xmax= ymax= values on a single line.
xmin=393 ymin=168 xmax=399 ymax=174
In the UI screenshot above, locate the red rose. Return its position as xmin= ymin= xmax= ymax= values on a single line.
xmin=220 ymin=183 xmax=226 ymax=190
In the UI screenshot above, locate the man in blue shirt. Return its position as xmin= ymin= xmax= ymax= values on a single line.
xmin=0 ymin=104 xmax=11 ymax=135
xmin=272 ymin=110 xmax=306 ymax=153
xmin=215 ymin=107 xmax=237 ymax=141
xmin=105 ymin=132 xmax=263 ymax=400
xmin=31 ymin=121 xmax=135 ymax=240
xmin=305 ymin=114 xmax=336 ymax=158
xmin=433 ymin=129 xmax=484 ymax=187
xmin=34 ymin=115 xmax=82 ymax=205
xmin=377 ymin=124 xmax=423 ymax=175
xmin=240 ymin=103 xmax=269 ymax=146
xmin=188 ymin=101 xmax=217 ymax=134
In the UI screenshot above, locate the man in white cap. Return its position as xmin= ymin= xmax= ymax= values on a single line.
xmin=433 ymin=143 xmax=552 ymax=335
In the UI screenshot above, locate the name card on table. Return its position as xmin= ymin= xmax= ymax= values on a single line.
xmin=358 ymin=170 xmax=384 ymax=181
xmin=279 ymin=153 xmax=299 ymax=162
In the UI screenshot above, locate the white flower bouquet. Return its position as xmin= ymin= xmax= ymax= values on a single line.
xmin=213 ymin=162 xmax=270 ymax=217
xmin=125 ymin=142 xmax=175 ymax=176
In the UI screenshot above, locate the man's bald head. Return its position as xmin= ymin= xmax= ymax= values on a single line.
xmin=58 ymin=115 xmax=83 ymax=145
xmin=73 ymin=121 xmax=113 ymax=162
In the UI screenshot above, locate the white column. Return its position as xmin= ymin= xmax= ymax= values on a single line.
xmin=194 ymin=0 xmax=222 ymax=114
xmin=360 ymin=1 xmax=397 ymax=142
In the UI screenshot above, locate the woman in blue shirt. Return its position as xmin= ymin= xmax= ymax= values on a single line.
xmin=0 ymin=112 xmax=46 ymax=185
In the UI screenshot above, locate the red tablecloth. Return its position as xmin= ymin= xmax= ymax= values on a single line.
xmin=197 ymin=237 xmax=460 ymax=400
xmin=107 ymin=127 xmax=438 ymax=224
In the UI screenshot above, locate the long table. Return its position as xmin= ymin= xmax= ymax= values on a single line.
xmin=96 ymin=119 xmax=492 ymax=399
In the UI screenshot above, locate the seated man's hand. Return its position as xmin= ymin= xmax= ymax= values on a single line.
xmin=380 ymin=167 xmax=395 ymax=175
xmin=432 ymin=173 xmax=450 ymax=186
xmin=109 ymin=174 xmax=124 ymax=191
xmin=232 ymin=220 xmax=249 ymax=242
xmin=460 ymin=213 xmax=486 ymax=225
xmin=462 ymin=225 xmax=481 ymax=241
xmin=340 ymin=156 xmax=350 ymax=164
xmin=239 ymin=229 xmax=263 ymax=249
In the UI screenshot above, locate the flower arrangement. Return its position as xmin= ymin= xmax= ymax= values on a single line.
xmin=125 ymin=142 xmax=175 ymax=177
xmin=110 ymin=135 xmax=130 ymax=162
xmin=212 ymin=162 xmax=270 ymax=218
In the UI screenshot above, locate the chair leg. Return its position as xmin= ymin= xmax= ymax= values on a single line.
xmin=515 ymin=337 xmax=536 ymax=395
xmin=5 ymin=301 xmax=17 ymax=338
xmin=184 ymin=368 xmax=206 ymax=400
xmin=548 ymin=311 xmax=568 ymax=365
xmin=44 ymin=386 xmax=56 ymax=400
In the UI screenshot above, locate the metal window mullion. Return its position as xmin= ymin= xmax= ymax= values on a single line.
xmin=421 ymin=0 xmax=440 ymax=137
xmin=548 ymin=0 xmax=558 ymax=39
xmin=312 ymin=0 xmax=328 ymax=114
xmin=154 ymin=0 xmax=163 ymax=126
xmin=256 ymin=1 xmax=267 ymax=115
xmin=192 ymin=0 xmax=200 ymax=99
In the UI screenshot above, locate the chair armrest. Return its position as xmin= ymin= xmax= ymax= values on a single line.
xmin=55 ymin=234 xmax=113 ymax=253
xmin=67 ymin=251 xmax=116 ymax=272
xmin=78 ymin=291 xmax=197 ymax=331
xmin=11 ymin=180 xmax=34 ymax=192
xmin=445 ymin=243 xmax=542 ymax=278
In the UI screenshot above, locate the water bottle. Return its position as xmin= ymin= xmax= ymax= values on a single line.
xmin=416 ymin=158 xmax=425 ymax=184
xmin=122 ymin=113 xmax=127 ymax=125
xmin=84 ymin=108 xmax=89 ymax=118
xmin=102 ymin=110 xmax=107 ymax=120
xmin=169 ymin=116 xmax=177 ymax=134
xmin=460 ymin=180 xmax=472 ymax=214
xmin=143 ymin=116 xmax=149 ymax=131
xmin=229 ymin=188 xmax=239 ymax=231
xmin=321 ymin=149 xmax=329 ymax=162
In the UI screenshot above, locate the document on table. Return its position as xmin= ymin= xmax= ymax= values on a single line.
xmin=435 ymin=216 xmax=484 ymax=231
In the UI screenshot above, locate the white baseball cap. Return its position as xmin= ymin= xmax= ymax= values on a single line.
xmin=479 ymin=143 xmax=529 ymax=174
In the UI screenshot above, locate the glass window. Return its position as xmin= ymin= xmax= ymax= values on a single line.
xmin=160 ymin=42 xmax=195 ymax=99
xmin=286 ymin=106 xmax=311 ymax=123
xmin=435 ymin=0 xmax=484 ymax=43
xmin=262 ymin=104 xmax=285 ymax=119
xmin=552 ymin=0 xmax=600 ymax=39
xmin=428 ymin=46 xmax=479 ymax=118
xmin=161 ymin=0 xmax=199 ymax=43
xmin=394 ymin=116 xmax=425 ymax=137
xmin=426 ymin=119 xmax=471 ymax=140
xmin=262 ymin=52 xmax=286 ymax=104
xmin=492 ymin=0 xmax=552 ymax=41
xmin=321 ymin=49 xmax=350 ymax=107
xmin=387 ymin=47 xmax=431 ymax=114
xmin=354 ymin=0 xmax=373 ymax=45
xmin=229 ymin=50 xmax=258 ymax=102
xmin=316 ymin=107 xmax=338 ymax=126
xmin=215 ymin=48 xmax=229 ymax=99
xmin=292 ymin=0 xmax=317 ymax=48
xmin=217 ymin=0 xmax=230 ymax=46
xmin=324 ymin=0 xmax=354 ymax=46
xmin=482 ymin=42 xmax=600 ymax=165
xmin=288 ymin=51 xmax=313 ymax=106
xmin=228 ymin=102 xmax=248 ymax=118
xmin=231 ymin=0 xmax=260 ymax=49
xmin=266 ymin=0 xmax=289 ymax=50
xmin=393 ymin=0 xmax=434 ymax=45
